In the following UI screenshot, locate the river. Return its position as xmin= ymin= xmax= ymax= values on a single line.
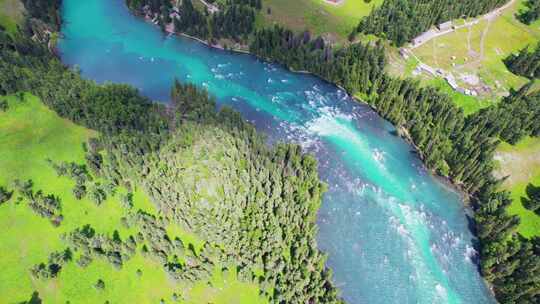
xmin=58 ymin=1 xmax=495 ymax=303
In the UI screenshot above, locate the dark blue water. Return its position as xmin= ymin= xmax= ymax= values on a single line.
xmin=58 ymin=1 xmax=495 ymax=303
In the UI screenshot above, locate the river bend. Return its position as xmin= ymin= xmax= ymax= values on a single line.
xmin=58 ymin=1 xmax=495 ymax=303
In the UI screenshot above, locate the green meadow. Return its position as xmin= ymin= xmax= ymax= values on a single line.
xmin=0 ymin=93 xmax=266 ymax=303
xmin=259 ymin=0 xmax=383 ymax=42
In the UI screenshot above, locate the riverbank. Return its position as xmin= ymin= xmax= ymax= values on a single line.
xmin=353 ymin=95 xmax=473 ymax=201
xmin=133 ymin=4 xmax=475 ymax=206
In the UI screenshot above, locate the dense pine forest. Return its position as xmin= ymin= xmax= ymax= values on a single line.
xmin=354 ymin=0 xmax=509 ymax=46
xmin=0 ymin=8 xmax=344 ymax=304
xmin=504 ymin=42 xmax=540 ymax=79
xmin=474 ymin=83 xmax=540 ymax=143
xmin=249 ymin=25 xmax=386 ymax=93
xmin=2 ymin=0 xmax=540 ymax=302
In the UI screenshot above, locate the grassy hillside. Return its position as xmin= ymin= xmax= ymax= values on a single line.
xmin=0 ymin=0 xmax=24 ymax=34
xmin=0 ymin=93 xmax=266 ymax=303
xmin=259 ymin=0 xmax=383 ymax=42
xmin=495 ymin=136 xmax=540 ymax=238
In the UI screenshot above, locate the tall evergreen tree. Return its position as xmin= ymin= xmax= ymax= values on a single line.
xmin=505 ymin=43 xmax=540 ymax=79
xmin=518 ymin=0 xmax=540 ymax=24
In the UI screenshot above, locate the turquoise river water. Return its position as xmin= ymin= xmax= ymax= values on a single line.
xmin=58 ymin=1 xmax=495 ymax=303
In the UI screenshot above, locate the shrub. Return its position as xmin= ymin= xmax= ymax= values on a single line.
xmin=0 ymin=100 xmax=8 ymax=112
xmin=0 ymin=186 xmax=13 ymax=204
xmin=95 ymin=279 xmax=105 ymax=290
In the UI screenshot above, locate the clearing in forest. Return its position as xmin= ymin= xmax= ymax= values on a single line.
xmin=494 ymin=136 xmax=540 ymax=238
xmin=259 ymin=0 xmax=383 ymax=42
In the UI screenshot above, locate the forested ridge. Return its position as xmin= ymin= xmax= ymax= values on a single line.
xmin=0 ymin=9 xmax=344 ymax=304
xmin=354 ymin=0 xmax=509 ymax=46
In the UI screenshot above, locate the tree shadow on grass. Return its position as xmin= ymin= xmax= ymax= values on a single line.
xmin=18 ymin=291 xmax=42 ymax=304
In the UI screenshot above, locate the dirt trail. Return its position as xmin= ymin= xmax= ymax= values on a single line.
xmin=458 ymin=15 xmax=492 ymax=70
xmin=432 ymin=39 xmax=438 ymax=66
xmin=479 ymin=17 xmax=493 ymax=60
xmin=466 ymin=25 xmax=472 ymax=54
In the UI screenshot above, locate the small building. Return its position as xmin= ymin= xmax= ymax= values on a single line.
xmin=437 ymin=21 xmax=453 ymax=31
